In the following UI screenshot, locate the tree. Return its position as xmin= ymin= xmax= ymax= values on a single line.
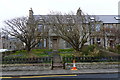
xmin=42 ymin=8 xmax=92 ymax=52
xmin=103 ymin=26 xmax=120 ymax=47
xmin=2 ymin=17 xmax=41 ymax=53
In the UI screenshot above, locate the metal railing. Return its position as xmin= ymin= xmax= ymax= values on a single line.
xmin=2 ymin=57 xmax=52 ymax=64
xmin=2 ymin=56 xmax=119 ymax=64
xmin=63 ymin=56 xmax=120 ymax=63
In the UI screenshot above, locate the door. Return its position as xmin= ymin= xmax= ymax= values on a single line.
xmin=52 ymin=39 xmax=58 ymax=50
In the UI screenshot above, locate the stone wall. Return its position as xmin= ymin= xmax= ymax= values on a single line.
xmin=65 ymin=62 xmax=119 ymax=70
xmin=2 ymin=62 xmax=119 ymax=71
xmin=2 ymin=64 xmax=52 ymax=71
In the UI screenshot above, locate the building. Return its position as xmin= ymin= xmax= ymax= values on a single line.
xmin=29 ymin=8 xmax=120 ymax=50
xmin=0 ymin=34 xmax=24 ymax=50
xmin=89 ymin=15 xmax=120 ymax=48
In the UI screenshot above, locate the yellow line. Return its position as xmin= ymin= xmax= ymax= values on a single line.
xmin=0 ymin=75 xmax=77 ymax=79
xmin=0 ymin=77 xmax=12 ymax=78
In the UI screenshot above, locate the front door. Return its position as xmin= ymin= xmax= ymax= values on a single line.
xmin=52 ymin=38 xmax=58 ymax=50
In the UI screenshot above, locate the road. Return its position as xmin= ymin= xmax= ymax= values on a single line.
xmin=1 ymin=73 xmax=119 ymax=80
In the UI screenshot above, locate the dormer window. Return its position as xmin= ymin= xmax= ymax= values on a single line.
xmin=39 ymin=17 xmax=44 ymax=22
xmin=90 ymin=17 xmax=95 ymax=20
xmin=114 ymin=16 xmax=120 ymax=20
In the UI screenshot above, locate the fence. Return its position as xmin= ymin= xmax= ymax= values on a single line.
xmin=63 ymin=56 xmax=120 ymax=63
xmin=2 ymin=56 xmax=119 ymax=64
xmin=2 ymin=57 xmax=52 ymax=64
xmin=2 ymin=56 xmax=119 ymax=71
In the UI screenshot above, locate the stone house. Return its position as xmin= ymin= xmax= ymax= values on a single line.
xmin=89 ymin=15 xmax=120 ymax=48
xmin=29 ymin=8 xmax=120 ymax=50
xmin=0 ymin=34 xmax=24 ymax=50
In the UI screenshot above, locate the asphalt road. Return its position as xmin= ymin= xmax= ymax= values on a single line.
xmin=1 ymin=73 xmax=120 ymax=80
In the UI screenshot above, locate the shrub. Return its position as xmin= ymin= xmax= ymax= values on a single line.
xmin=116 ymin=45 xmax=120 ymax=54
xmin=81 ymin=45 xmax=96 ymax=56
xmin=88 ymin=48 xmax=100 ymax=57
xmin=108 ymin=45 xmax=120 ymax=54
xmin=108 ymin=47 xmax=115 ymax=52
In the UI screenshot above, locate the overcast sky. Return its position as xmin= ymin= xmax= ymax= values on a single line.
xmin=0 ymin=0 xmax=120 ymax=28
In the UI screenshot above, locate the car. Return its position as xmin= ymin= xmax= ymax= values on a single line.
xmin=0 ymin=49 xmax=9 ymax=52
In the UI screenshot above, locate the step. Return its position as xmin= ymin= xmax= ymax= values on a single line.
xmin=53 ymin=62 xmax=63 ymax=66
xmin=52 ymin=67 xmax=64 ymax=70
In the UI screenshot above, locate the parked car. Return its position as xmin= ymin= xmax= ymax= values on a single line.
xmin=0 ymin=49 xmax=9 ymax=52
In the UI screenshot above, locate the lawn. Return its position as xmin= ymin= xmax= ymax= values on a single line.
xmin=58 ymin=49 xmax=74 ymax=57
xmin=3 ymin=45 xmax=120 ymax=58
xmin=4 ymin=49 xmax=53 ymax=58
xmin=2 ymin=48 xmax=119 ymax=64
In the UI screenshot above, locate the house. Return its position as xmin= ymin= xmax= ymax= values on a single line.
xmin=0 ymin=33 xmax=24 ymax=50
xmin=89 ymin=15 xmax=120 ymax=48
xmin=29 ymin=8 xmax=120 ymax=50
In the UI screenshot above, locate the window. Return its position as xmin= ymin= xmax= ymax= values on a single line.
xmin=96 ymin=24 xmax=101 ymax=31
xmin=38 ymin=24 xmax=43 ymax=32
xmin=10 ymin=46 xmax=11 ymax=49
xmin=92 ymin=38 xmax=95 ymax=44
xmin=105 ymin=24 xmax=113 ymax=28
xmin=66 ymin=42 xmax=72 ymax=48
xmin=44 ymin=39 xmax=47 ymax=48
xmin=90 ymin=17 xmax=95 ymax=20
xmin=38 ymin=42 xmax=42 ymax=48
xmin=114 ymin=17 xmax=120 ymax=20
xmin=109 ymin=25 xmax=113 ymax=28
xmin=97 ymin=38 xmax=101 ymax=44
xmin=91 ymin=24 xmax=95 ymax=31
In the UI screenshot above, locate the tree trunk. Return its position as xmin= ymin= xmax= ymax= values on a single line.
xmin=25 ymin=45 xmax=31 ymax=53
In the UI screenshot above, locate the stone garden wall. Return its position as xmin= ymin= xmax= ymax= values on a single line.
xmin=2 ymin=64 xmax=52 ymax=71
xmin=1 ymin=62 xmax=119 ymax=71
xmin=65 ymin=62 xmax=119 ymax=70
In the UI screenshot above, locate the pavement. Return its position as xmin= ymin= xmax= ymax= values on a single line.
xmin=2 ymin=68 xmax=119 ymax=76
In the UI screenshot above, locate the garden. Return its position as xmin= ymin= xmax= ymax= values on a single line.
xmin=2 ymin=45 xmax=120 ymax=64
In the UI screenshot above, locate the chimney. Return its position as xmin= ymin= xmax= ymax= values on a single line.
xmin=76 ymin=8 xmax=82 ymax=16
xmin=29 ymin=8 xmax=34 ymax=19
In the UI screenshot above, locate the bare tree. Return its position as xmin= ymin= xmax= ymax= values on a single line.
xmin=103 ymin=26 xmax=120 ymax=47
xmin=42 ymin=8 xmax=92 ymax=52
xmin=2 ymin=17 xmax=41 ymax=53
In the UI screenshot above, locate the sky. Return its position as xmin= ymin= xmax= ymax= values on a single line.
xmin=0 ymin=0 xmax=120 ymax=28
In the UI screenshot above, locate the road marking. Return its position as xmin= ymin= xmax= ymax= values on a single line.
xmin=0 ymin=77 xmax=12 ymax=78
xmin=0 ymin=75 xmax=77 ymax=78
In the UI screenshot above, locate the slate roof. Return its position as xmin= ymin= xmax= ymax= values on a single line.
xmin=92 ymin=15 xmax=120 ymax=23
xmin=34 ymin=15 xmax=120 ymax=24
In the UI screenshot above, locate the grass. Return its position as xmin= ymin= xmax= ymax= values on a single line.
xmin=3 ymin=48 xmax=119 ymax=64
xmin=4 ymin=45 xmax=119 ymax=58
xmin=57 ymin=48 xmax=74 ymax=57
xmin=4 ymin=49 xmax=53 ymax=58
xmin=58 ymin=52 xmax=74 ymax=57
xmin=58 ymin=48 xmax=74 ymax=52
xmin=31 ymin=49 xmax=52 ymax=57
